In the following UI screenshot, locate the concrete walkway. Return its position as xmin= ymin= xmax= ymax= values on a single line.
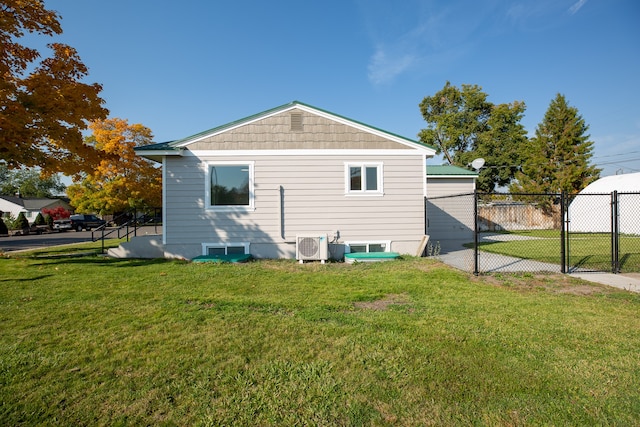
xmin=570 ymin=272 xmax=640 ymax=293
xmin=435 ymin=239 xmax=640 ymax=293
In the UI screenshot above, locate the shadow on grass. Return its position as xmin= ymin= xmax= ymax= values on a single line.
xmin=26 ymin=256 xmax=180 ymax=268
xmin=0 ymin=274 xmax=54 ymax=282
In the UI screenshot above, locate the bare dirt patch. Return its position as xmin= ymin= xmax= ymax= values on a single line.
xmin=473 ymin=272 xmax=612 ymax=295
xmin=354 ymin=293 xmax=411 ymax=311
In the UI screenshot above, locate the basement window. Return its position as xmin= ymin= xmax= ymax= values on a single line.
xmin=202 ymin=242 xmax=250 ymax=256
xmin=345 ymin=241 xmax=390 ymax=253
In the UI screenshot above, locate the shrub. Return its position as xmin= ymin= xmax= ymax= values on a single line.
xmin=0 ymin=217 xmax=7 ymax=235
xmin=42 ymin=206 xmax=71 ymax=221
xmin=15 ymin=212 xmax=29 ymax=229
xmin=34 ymin=212 xmax=46 ymax=226
xmin=44 ymin=214 xmax=54 ymax=228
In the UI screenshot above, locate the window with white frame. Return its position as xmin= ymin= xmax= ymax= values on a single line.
xmin=345 ymin=162 xmax=383 ymax=195
xmin=345 ymin=241 xmax=390 ymax=253
xmin=202 ymin=242 xmax=250 ymax=256
xmin=206 ymin=162 xmax=254 ymax=210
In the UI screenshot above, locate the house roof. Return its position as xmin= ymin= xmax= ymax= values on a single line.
xmin=426 ymin=165 xmax=478 ymax=177
xmin=136 ymin=101 xmax=436 ymax=160
xmin=0 ymin=196 xmax=70 ymax=211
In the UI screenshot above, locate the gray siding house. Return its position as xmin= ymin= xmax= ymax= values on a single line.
xmin=425 ymin=165 xmax=478 ymax=247
xmin=134 ymin=101 xmax=437 ymax=260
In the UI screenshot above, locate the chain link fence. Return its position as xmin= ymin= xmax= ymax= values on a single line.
xmin=426 ymin=191 xmax=640 ymax=275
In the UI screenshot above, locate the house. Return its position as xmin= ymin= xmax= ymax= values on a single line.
xmin=130 ymin=101 xmax=437 ymax=260
xmin=0 ymin=196 xmax=73 ymax=223
xmin=425 ymin=165 xmax=478 ymax=248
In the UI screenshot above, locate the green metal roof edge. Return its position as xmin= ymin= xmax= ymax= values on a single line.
xmin=134 ymin=140 xmax=178 ymax=152
xmin=426 ymin=165 xmax=478 ymax=176
xmin=138 ymin=101 xmax=436 ymax=151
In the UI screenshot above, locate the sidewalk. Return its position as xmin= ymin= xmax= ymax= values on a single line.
xmin=570 ymin=272 xmax=640 ymax=293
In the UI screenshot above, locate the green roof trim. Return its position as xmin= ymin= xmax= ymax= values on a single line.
xmin=426 ymin=165 xmax=478 ymax=176
xmin=137 ymin=101 xmax=436 ymax=151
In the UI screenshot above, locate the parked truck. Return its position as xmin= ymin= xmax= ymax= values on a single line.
xmin=53 ymin=214 xmax=106 ymax=232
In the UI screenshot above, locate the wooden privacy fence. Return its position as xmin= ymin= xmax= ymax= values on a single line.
xmin=478 ymin=203 xmax=561 ymax=231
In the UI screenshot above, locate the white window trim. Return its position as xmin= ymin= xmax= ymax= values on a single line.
xmin=344 ymin=162 xmax=384 ymax=196
xmin=344 ymin=240 xmax=391 ymax=253
xmin=205 ymin=161 xmax=255 ymax=212
xmin=202 ymin=242 xmax=250 ymax=256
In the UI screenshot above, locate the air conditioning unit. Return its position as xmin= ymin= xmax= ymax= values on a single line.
xmin=296 ymin=234 xmax=329 ymax=263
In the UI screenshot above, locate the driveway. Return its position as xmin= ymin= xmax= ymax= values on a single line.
xmin=0 ymin=230 xmax=98 ymax=253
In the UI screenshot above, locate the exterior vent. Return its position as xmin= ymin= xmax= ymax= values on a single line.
xmin=290 ymin=112 xmax=303 ymax=131
xmin=296 ymin=234 xmax=328 ymax=263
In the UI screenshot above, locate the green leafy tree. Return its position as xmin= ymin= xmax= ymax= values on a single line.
xmin=0 ymin=165 xmax=66 ymax=197
xmin=511 ymin=94 xmax=600 ymax=195
xmin=419 ymin=82 xmax=528 ymax=192
xmin=419 ymin=82 xmax=492 ymax=165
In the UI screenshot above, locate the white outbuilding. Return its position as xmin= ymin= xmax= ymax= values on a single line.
xmin=568 ymin=172 xmax=640 ymax=234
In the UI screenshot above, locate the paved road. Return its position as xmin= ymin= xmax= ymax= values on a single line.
xmin=0 ymin=230 xmax=99 ymax=252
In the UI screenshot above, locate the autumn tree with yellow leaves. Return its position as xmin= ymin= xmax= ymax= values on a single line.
xmin=66 ymin=119 xmax=162 ymax=214
xmin=0 ymin=0 xmax=107 ymax=174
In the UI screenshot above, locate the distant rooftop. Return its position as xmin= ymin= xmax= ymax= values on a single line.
xmin=426 ymin=165 xmax=478 ymax=176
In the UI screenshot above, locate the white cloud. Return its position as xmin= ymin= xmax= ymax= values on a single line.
xmin=568 ymin=0 xmax=588 ymax=15
xmin=367 ymin=46 xmax=417 ymax=85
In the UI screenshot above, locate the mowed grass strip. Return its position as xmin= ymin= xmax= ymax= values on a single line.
xmin=1 ymin=246 xmax=639 ymax=425
xmin=476 ymin=230 xmax=640 ymax=272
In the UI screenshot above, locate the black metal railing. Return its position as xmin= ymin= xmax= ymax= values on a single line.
xmin=92 ymin=208 xmax=162 ymax=254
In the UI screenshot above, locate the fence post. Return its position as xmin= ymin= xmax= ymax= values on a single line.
xmin=473 ymin=190 xmax=479 ymax=276
xmin=560 ymin=191 xmax=566 ymax=274
xmin=611 ymin=191 xmax=619 ymax=273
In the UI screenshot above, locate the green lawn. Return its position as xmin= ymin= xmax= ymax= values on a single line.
xmin=475 ymin=230 xmax=640 ymax=272
xmin=1 ymin=243 xmax=639 ymax=425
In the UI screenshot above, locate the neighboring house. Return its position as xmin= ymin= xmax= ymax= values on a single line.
xmin=425 ymin=165 xmax=478 ymax=246
xmin=133 ymin=101 xmax=437 ymax=260
xmin=0 ymin=196 xmax=73 ymax=223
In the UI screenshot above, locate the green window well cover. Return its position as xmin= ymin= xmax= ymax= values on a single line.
xmin=192 ymin=254 xmax=252 ymax=263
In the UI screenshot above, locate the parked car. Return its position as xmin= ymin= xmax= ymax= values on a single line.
xmin=53 ymin=214 xmax=106 ymax=232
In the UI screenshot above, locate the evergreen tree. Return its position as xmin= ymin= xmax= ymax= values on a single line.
xmin=34 ymin=212 xmax=45 ymax=225
xmin=511 ymin=94 xmax=600 ymax=195
xmin=16 ymin=212 xmax=28 ymax=229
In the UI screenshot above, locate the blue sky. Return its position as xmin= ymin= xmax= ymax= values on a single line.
xmin=44 ymin=0 xmax=640 ymax=177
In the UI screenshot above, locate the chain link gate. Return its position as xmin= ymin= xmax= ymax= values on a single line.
xmin=565 ymin=191 xmax=640 ymax=274
xmin=426 ymin=191 xmax=640 ymax=275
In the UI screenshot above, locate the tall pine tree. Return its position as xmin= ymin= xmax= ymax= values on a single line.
xmin=511 ymin=94 xmax=600 ymax=195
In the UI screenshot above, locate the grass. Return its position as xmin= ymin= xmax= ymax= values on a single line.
xmin=1 ymin=242 xmax=640 ymax=425
xmin=474 ymin=230 xmax=640 ymax=272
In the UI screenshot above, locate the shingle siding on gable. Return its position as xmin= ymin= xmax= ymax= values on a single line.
xmin=185 ymin=110 xmax=409 ymax=151
xmin=163 ymin=153 xmax=426 ymax=259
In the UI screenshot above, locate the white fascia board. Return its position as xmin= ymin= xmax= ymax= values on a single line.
xmin=186 ymin=149 xmax=432 ymax=157
xmin=135 ymin=149 xmax=183 ymax=157
xmin=427 ymin=175 xmax=477 ymax=179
